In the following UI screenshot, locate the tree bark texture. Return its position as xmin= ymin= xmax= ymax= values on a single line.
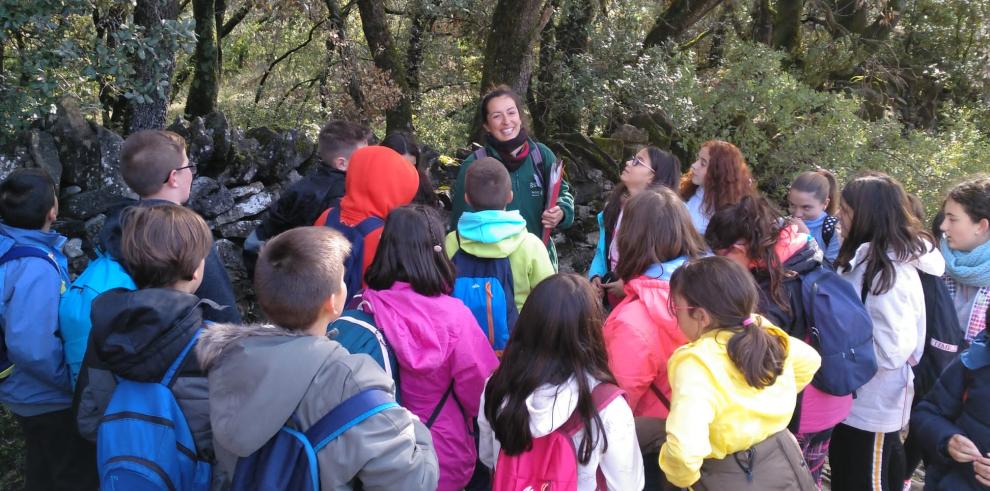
xmin=479 ymin=0 xmax=552 ymax=99
xmin=356 ymin=0 xmax=414 ymax=134
xmin=771 ymin=0 xmax=805 ymax=50
xmin=125 ymin=0 xmax=180 ymax=133
xmin=643 ymin=0 xmax=726 ymax=48
xmin=323 ymin=0 xmax=368 ymax=120
xmin=185 ymin=0 xmax=220 ymax=117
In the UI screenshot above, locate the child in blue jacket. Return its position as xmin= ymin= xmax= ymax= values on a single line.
xmin=0 ymin=169 xmax=98 ymax=490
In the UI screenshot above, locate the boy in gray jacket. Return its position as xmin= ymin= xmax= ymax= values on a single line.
xmin=196 ymin=226 xmax=439 ymax=490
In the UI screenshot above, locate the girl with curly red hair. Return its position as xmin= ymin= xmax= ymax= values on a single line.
xmin=679 ymin=140 xmax=755 ymax=235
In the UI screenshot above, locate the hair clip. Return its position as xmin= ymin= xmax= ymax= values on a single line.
xmin=433 ymin=244 xmax=443 ymax=253
xmin=742 ymin=317 xmax=754 ymax=327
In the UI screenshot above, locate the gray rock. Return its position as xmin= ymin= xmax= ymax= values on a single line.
xmin=63 ymin=238 xmax=85 ymax=259
xmin=50 ymin=97 xmax=132 ymax=198
xmin=0 ymin=153 xmax=22 ymax=182
xmin=214 ymin=207 xmax=245 ymax=226
xmin=189 ymin=176 xmax=219 ymax=201
xmin=62 ymin=185 xmax=83 ymax=197
xmin=220 ymin=220 xmax=261 ymax=239
xmin=29 ymin=131 xmax=63 ymax=188
xmin=84 ymin=214 xmax=107 ymax=247
xmin=610 ymin=124 xmax=650 ymax=144
xmin=214 ymin=239 xmax=248 ymax=295
xmin=62 ymin=189 xmax=126 ymax=220
xmin=235 ymin=191 xmax=273 ymax=217
xmin=286 ymin=170 xmax=303 ymax=185
xmin=229 ymin=182 xmax=263 ymax=199
xmin=188 ymin=179 xmax=234 ymax=218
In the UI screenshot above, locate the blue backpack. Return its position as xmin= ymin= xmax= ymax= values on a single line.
xmin=97 ymin=328 xmax=211 ymax=491
xmin=801 ymin=266 xmax=878 ymax=396
xmin=451 ymin=234 xmax=517 ymax=355
xmin=231 ymin=388 xmax=398 ymax=491
xmin=328 ymin=305 xmax=401 ymax=403
xmin=0 ymin=246 xmax=61 ymax=382
xmin=59 ymin=251 xmax=137 ymax=388
xmin=323 ymin=208 xmax=384 ymax=304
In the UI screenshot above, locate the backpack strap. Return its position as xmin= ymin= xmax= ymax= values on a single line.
xmin=530 ymin=142 xmax=546 ymax=191
xmin=649 ymin=384 xmax=671 ymax=410
xmin=354 ymin=215 xmax=385 ymax=236
xmin=0 ymin=246 xmax=59 ymax=270
xmin=472 ymin=148 xmax=487 ymax=161
xmin=161 ymin=327 xmax=202 ymax=386
xmin=282 ymin=388 xmax=397 ymax=490
xmin=560 ymin=383 xmax=625 ymax=436
xmin=822 ymin=215 xmax=838 ymax=248
xmin=427 ymin=381 xmax=455 ymax=428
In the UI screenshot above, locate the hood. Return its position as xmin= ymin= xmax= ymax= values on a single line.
xmin=523 ymin=375 xmax=595 ymax=437
xmin=455 ymin=210 xmax=528 ymax=258
xmin=848 ymin=240 xmax=946 ymax=277
xmin=90 ymin=288 xmax=206 ymax=381
xmin=98 ymin=198 xmax=171 ymax=257
xmin=777 ymin=226 xmax=821 ymax=275
xmin=0 ymin=222 xmax=67 ymax=254
xmin=362 ymin=283 xmax=462 ymax=372
xmin=339 ymin=146 xmax=419 ymax=225
xmin=196 ymin=322 xmax=333 ymax=455
xmin=624 ymin=256 xmax=687 ymax=326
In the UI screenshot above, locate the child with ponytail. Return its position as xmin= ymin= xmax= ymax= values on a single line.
xmin=706 ymin=195 xmax=855 ymax=487
xmin=788 ymin=170 xmax=842 ymax=265
xmin=659 ymin=256 xmax=820 ymax=490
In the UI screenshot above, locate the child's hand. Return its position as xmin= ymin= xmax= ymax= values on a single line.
xmin=591 ymin=276 xmax=604 ymax=295
xmin=792 ymin=218 xmax=810 ymax=234
xmin=975 ymin=457 xmax=990 ymax=487
xmin=948 ymin=434 xmax=983 ymax=463
xmin=604 ymin=279 xmax=625 ymax=299
xmin=542 ymin=206 xmax=563 ymax=229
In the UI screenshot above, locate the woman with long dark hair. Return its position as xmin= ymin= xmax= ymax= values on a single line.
xmin=479 ymin=273 xmax=644 ymax=490
xmin=588 ymin=146 xmax=681 ymax=305
xmin=361 ymin=204 xmax=499 ymax=491
xmin=828 ymin=173 xmax=945 ymax=491
xmin=450 ymin=85 xmax=575 ymax=267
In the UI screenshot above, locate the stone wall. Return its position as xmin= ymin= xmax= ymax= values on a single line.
xmin=1 ymin=99 xmax=644 ymax=320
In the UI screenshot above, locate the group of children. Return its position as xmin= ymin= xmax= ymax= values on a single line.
xmin=0 ymin=83 xmax=989 ymax=491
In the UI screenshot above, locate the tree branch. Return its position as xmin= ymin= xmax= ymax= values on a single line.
xmin=255 ymin=17 xmax=329 ymax=103
xmin=220 ymin=0 xmax=253 ymax=38
xmin=276 ymin=77 xmax=319 ymax=111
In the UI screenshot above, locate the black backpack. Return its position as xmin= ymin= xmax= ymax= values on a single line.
xmin=913 ymin=271 xmax=966 ymax=400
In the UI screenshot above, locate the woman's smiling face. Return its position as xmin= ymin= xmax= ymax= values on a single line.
xmin=483 ymin=95 xmax=523 ymax=143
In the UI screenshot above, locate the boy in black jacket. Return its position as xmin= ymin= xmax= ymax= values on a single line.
xmin=243 ymin=120 xmax=372 ymax=275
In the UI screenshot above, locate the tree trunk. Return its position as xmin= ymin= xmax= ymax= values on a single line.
xmin=771 ymin=0 xmax=805 ymax=50
xmin=643 ymin=0 xmax=726 ymax=48
xmin=323 ymin=0 xmax=368 ymax=121
xmin=214 ymin=0 xmax=225 ymax=78
xmin=124 ymin=0 xmax=180 ymax=133
xmin=356 ymin=0 xmax=414 ymax=133
xmin=185 ymin=0 xmax=220 ymax=117
xmin=479 ymin=0 xmax=552 ymax=100
xmin=750 ymin=0 xmax=773 ymax=45
xmin=93 ymin=4 xmax=128 ymax=129
xmin=405 ymin=0 xmax=437 ymax=101
xmin=532 ymin=0 xmax=598 ymax=138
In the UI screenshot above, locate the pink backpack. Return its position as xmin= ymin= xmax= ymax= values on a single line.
xmin=492 ymin=383 xmax=624 ymax=491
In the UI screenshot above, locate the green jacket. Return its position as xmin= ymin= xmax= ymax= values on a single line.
xmin=450 ymin=140 xmax=574 ymax=267
xmin=446 ymin=210 xmax=555 ymax=311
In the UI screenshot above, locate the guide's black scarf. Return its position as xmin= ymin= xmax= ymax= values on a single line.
xmin=485 ymin=128 xmax=531 ymax=172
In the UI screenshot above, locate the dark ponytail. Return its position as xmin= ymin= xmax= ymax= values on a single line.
xmin=670 ymin=256 xmax=786 ymax=389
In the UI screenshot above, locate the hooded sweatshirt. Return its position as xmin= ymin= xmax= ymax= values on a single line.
xmin=445 ymin=209 xmax=554 ymax=311
xmin=603 ymin=257 xmax=690 ymax=418
xmin=361 ymin=283 xmax=499 ymax=491
xmin=840 ymin=241 xmax=946 ymax=432
xmin=0 ymin=223 xmax=71 ymax=416
xmin=196 ymin=322 xmax=439 ymax=490
xmin=314 ymin=146 xmax=419 ymax=274
xmin=74 ymin=288 xmax=213 ymax=460
xmin=98 ymin=198 xmax=241 ymax=324
xmin=753 ymin=226 xmax=853 ymax=434
xmin=477 ymin=375 xmax=645 ymax=491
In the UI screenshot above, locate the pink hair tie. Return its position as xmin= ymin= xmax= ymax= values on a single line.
xmin=742 ymin=317 xmax=754 ymax=327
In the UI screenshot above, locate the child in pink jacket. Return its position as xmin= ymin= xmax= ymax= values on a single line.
xmin=601 ymin=187 xmax=706 ymax=487
xmin=362 ymin=204 xmax=500 ymax=491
